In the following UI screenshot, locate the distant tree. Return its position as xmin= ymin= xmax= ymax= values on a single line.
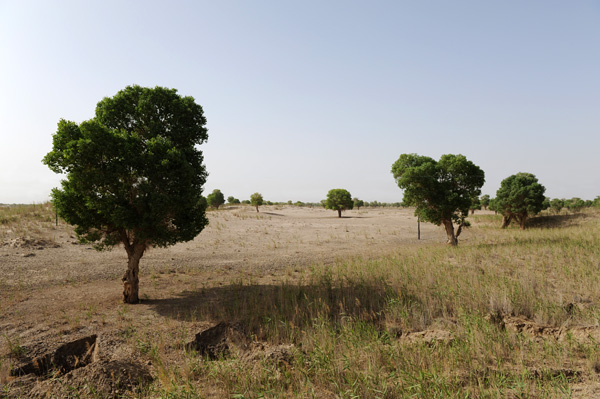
xmin=542 ymin=197 xmax=550 ymax=211
xmin=594 ymin=196 xmax=600 ymax=209
xmin=42 ymin=85 xmax=209 ymax=303
xmin=242 ymin=200 xmax=251 ymax=205
xmin=207 ymin=189 xmax=225 ymax=209
xmin=480 ymin=194 xmax=490 ymax=210
xmin=325 ymin=189 xmax=354 ymax=218
xmin=495 ymin=172 xmax=546 ymax=229
xmin=353 ymin=198 xmax=364 ymax=210
xmin=392 ymin=153 xmax=485 ymax=245
xmin=566 ymin=197 xmax=585 ymax=214
xmin=488 ymin=198 xmax=498 ymax=214
xmin=469 ymin=197 xmax=481 ymax=215
xmin=227 ymin=196 xmax=240 ymax=204
xmin=550 ymin=198 xmax=564 ymax=214
xmin=250 ymin=192 xmax=263 ymax=212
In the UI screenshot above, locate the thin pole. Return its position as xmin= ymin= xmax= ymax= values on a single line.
xmin=418 ymin=215 xmax=421 ymax=240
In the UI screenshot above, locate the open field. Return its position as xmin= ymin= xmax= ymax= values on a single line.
xmin=1 ymin=204 xmax=600 ymax=397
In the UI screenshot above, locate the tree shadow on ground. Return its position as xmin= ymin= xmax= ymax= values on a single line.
xmin=144 ymin=281 xmax=402 ymax=338
xmin=527 ymin=213 xmax=589 ymax=229
xmin=262 ymin=212 xmax=285 ymax=217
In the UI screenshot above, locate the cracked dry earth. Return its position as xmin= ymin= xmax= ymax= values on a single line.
xmin=0 ymin=206 xmax=441 ymax=397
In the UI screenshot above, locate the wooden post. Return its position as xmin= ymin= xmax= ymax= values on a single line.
xmin=418 ymin=216 xmax=421 ymax=240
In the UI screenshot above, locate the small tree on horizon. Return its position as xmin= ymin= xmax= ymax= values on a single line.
xmin=353 ymin=198 xmax=364 ymax=210
xmin=250 ymin=192 xmax=263 ymax=212
xmin=469 ymin=196 xmax=482 ymax=215
xmin=207 ymin=189 xmax=225 ymax=209
xmin=480 ymin=194 xmax=490 ymax=210
xmin=495 ymin=172 xmax=546 ymax=229
xmin=43 ymin=85 xmax=209 ymax=304
xmin=550 ymin=198 xmax=564 ymax=214
xmin=391 ymin=153 xmax=485 ymax=246
xmin=566 ymin=197 xmax=585 ymax=214
xmin=227 ymin=196 xmax=240 ymax=204
xmin=325 ymin=189 xmax=354 ymax=218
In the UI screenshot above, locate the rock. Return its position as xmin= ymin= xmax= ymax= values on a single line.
xmin=187 ymin=322 xmax=249 ymax=359
xmin=12 ymin=335 xmax=98 ymax=377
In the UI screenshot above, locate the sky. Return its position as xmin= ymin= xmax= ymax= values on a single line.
xmin=1 ymin=1 xmax=599 ymax=204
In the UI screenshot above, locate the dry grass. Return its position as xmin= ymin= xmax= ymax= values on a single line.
xmin=2 ymin=206 xmax=600 ymax=397
xmin=132 ymin=209 xmax=600 ymax=398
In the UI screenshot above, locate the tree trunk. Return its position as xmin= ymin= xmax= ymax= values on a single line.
xmin=256 ymin=205 xmax=259 ymax=212
xmin=122 ymin=243 xmax=146 ymax=304
xmin=442 ymin=219 xmax=458 ymax=246
xmin=518 ymin=214 xmax=527 ymax=230
xmin=501 ymin=215 xmax=512 ymax=228
xmin=337 ymin=209 xmax=342 ymax=218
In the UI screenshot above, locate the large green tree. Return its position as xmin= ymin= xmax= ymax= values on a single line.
xmin=391 ymin=154 xmax=485 ymax=245
xmin=207 ymin=189 xmax=225 ymax=209
xmin=325 ymin=189 xmax=354 ymax=218
xmin=495 ymin=172 xmax=546 ymax=229
xmin=43 ymin=85 xmax=209 ymax=303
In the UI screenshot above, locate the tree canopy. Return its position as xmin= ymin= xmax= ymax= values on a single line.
xmin=250 ymin=192 xmax=263 ymax=212
xmin=495 ymin=172 xmax=546 ymax=229
xmin=324 ymin=189 xmax=354 ymax=218
xmin=43 ymin=85 xmax=209 ymax=303
xmin=480 ymin=194 xmax=490 ymax=210
xmin=391 ymin=153 xmax=484 ymax=245
xmin=207 ymin=189 xmax=225 ymax=209
xmin=353 ymin=198 xmax=364 ymax=210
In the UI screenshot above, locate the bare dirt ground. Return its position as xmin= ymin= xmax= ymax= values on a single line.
xmin=0 ymin=206 xmax=447 ymax=397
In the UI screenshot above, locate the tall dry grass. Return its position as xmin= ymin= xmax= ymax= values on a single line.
xmin=137 ymin=210 xmax=600 ymax=398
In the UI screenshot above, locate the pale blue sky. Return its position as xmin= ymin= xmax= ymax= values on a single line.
xmin=1 ymin=1 xmax=599 ymax=203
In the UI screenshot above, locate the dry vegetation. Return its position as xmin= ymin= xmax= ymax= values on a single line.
xmin=1 ymin=204 xmax=600 ymax=398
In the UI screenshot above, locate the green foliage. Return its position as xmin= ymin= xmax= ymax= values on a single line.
xmin=391 ymin=153 xmax=484 ymax=232
xmin=565 ymin=197 xmax=585 ymax=213
xmin=550 ymin=198 xmax=564 ymax=214
xmin=207 ymin=189 xmax=225 ymax=209
xmin=227 ymin=196 xmax=240 ymax=204
xmin=250 ymin=192 xmax=263 ymax=211
xmin=353 ymin=198 xmax=364 ymax=210
xmin=42 ymin=85 xmax=209 ymax=250
xmin=480 ymin=194 xmax=490 ymax=210
xmin=542 ymin=197 xmax=550 ymax=211
xmin=324 ymin=189 xmax=353 ymax=217
xmin=469 ymin=196 xmax=481 ymax=213
xmin=495 ymin=172 xmax=546 ymax=228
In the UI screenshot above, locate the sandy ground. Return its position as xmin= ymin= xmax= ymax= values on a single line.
xmin=0 ymin=206 xmax=450 ymax=397
xmin=1 ymin=206 xmax=598 ymax=397
xmin=0 ymin=205 xmax=443 ymax=290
